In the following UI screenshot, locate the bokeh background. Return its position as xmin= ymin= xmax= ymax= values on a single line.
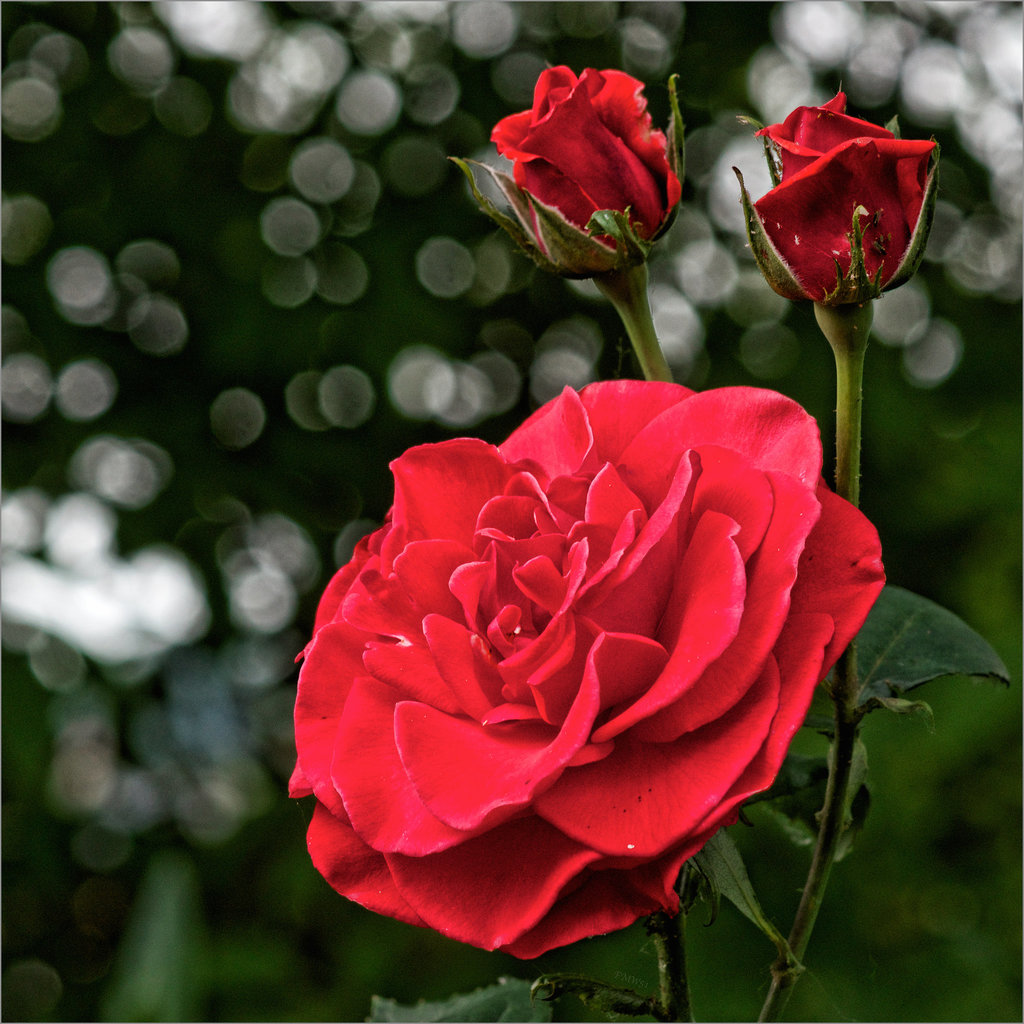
xmin=2 ymin=2 xmax=1020 ymax=1021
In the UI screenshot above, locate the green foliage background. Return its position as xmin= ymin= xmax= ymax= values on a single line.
xmin=2 ymin=3 xmax=1020 ymax=1021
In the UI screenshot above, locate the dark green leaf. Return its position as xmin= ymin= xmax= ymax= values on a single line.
xmin=368 ymin=977 xmax=551 ymax=1023
xmin=856 ymin=585 xmax=1010 ymax=710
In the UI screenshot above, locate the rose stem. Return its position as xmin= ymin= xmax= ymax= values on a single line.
xmin=647 ymin=909 xmax=693 ymax=1022
xmin=757 ymin=300 xmax=873 ymax=1023
xmin=594 ymin=263 xmax=674 ymax=383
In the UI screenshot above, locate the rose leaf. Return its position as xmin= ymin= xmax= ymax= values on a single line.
xmin=854 ymin=585 xmax=1010 ymax=713
xmin=368 ymin=977 xmax=551 ymax=1023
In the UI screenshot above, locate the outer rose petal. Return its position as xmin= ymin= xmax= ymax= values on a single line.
xmin=577 ymin=380 xmax=693 ymax=463
xmin=307 ymin=803 xmax=425 ymax=928
xmin=499 ymin=385 xmax=595 ymax=479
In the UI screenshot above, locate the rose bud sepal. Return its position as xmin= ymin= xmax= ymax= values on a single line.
xmin=734 ymin=166 xmax=807 ymax=301
xmin=652 ymin=72 xmax=686 ymax=242
xmin=452 ymin=156 xmax=631 ymax=278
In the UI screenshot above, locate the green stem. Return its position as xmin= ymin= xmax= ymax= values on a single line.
xmin=757 ymin=301 xmax=872 ymax=1023
xmin=647 ymin=910 xmax=692 ymax=1022
xmin=594 ymin=263 xmax=674 ymax=383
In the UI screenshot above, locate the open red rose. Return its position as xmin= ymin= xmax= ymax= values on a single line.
xmin=289 ymin=381 xmax=884 ymax=957
xmin=739 ymin=92 xmax=937 ymax=304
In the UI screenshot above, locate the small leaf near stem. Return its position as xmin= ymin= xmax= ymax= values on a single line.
xmin=758 ymin=301 xmax=873 ymax=1023
xmin=594 ymin=263 xmax=674 ymax=383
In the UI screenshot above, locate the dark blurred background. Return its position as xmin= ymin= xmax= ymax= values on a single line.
xmin=2 ymin=2 xmax=1020 ymax=1021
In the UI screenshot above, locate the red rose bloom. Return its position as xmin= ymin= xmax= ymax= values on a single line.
xmin=742 ymin=92 xmax=937 ymax=304
xmin=290 ymin=381 xmax=884 ymax=957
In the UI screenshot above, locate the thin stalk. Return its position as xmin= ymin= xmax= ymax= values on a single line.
xmin=758 ymin=301 xmax=873 ymax=1023
xmin=647 ymin=910 xmax=692 ymax=1022
xmin=594 ymin=263 xmax=674 ymax=383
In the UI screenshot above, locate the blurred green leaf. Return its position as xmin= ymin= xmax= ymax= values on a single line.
xmin=856 ymin=585 xmax=1011 ymax=710
xmin=368 ymin=977 xmax=550 ymax=1023
xmin=100 ymin=850 xmax=207 ymax=1022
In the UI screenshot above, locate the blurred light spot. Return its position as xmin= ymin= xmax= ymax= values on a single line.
xmin=333 ymin=161 xmax=382 ymax=236
xmin=529 ymin=317 xmax=601 ymax=404
xmin=222 ymin=634 xmax=297 ymax=689
xmin=872 ymin=280 xmax=931 ymax=347
xmin=225 ymin=562 xmax=294 ymax=633
xmin=71 ymin=822 xmax=133 ymax=872
xmin=845 ymin=13 xmax=917 ymax=107
xmin=900 ymin=40 xmax=969 ymax=126
xmin=318 ymin=365 xmax=376 ymax=428
xmin=210 ymin=387 xmax=266 ymax=449
xmin=404 ymin=63 xmax=460 ymax=125
xmin=619 ymin=17 xmax=673 ymax=76
xmin=902 ymin=318 xmax=963 ymax=388
xmin=452 ymin=1 xmax=519 ymax=57
xmin=108 ymin=26 xmax=175 ymax=95
xmin=2 ymin=960 xmax=63 ymax=1021
xmin=262 ymin=256 xmax=317 ymax=307
xmin=556 ymin=2 xmax=617 ymax=38
xmin=1 ymin=488 xmax=49 ymax=553
xmin=116 ymin=239 xmax=180 ymax=287
xmin=69 ymin=436 xmax=173 ymax=510
xmin=921 ymin=199 xmax=964 ymax=264
xmin=709 ymin=135 xmax=772 ymax=236
xmin=4 ymin=537 xmax=210 ymax=663
xmin=314 ymin=242 xmax=369 ymax=304
xmin=2 ymin=72 xmax=61 ymax=142
xmin=746 ymin=45 xmax=817 ymax=124
xmin=725 ymin=269 xmax=788 ymax=327
xmin=2 ymin=193 xmax=52 ymax=264
xmin=674 ymin=238 xmax=739 ymax=306
xmin=240 ymin=135 xmax=290 ymax=192
xmin=335 ymin=69 xmax=401 ymax=135
xmin=2 ymin=352 xmax=51 ymax=422
xmin=492 ymin=51 xmax=548 ymax=106
xmin=30 ymin=30 xmax=90 ymax=91
xmin=127 ymin=293 xmax=189 ymax=354
xmin=156 ymin=0 xmax=272 ymax=61
xmin=649 ymin=284 xmax=705 ymax=374
xmin=382 ymin=135 xmax=448 ymax=196
xmin=773 ymin=1 xmax=863 ymax=69
xmin=260 ymin=196 xmax=321 ymax=256
xmin=46 ymin=246 xmax=116 ymax=326
xmin=415 ymin=236 xmax=475 ymax=298
xmin=153 ymin=76 xmax=212 ymax=136
xmin=435 ymin=362 xmax=496 ymax=428
xmin=49 ymin=714 xmax=118 ymax=814
xmin=55 ymin=359 xmax=118 ymax=422
xmin=739 ymin=323 xmax=800 ymax=379
xmin=44 ymin=493 xmax=115 ymax=571
xmin=334 ymin=518 xmax=377 ymax=567
xmin=228 ymin=23 xmax=350 ymax=134
xmin=470 ymin=350 xmax=521 ymax=415
xmin=289 ymin=136 xmax=355 ymax=203
xmin=387 ymin=345 xmax=454 ymax=419
xmin=28 ymin=632 xmax=86 ymax=692
xmin=960 ymin=4 xmax=1022 ymax=103
xmin=946 ymin=213 xmax=1022 ymax=298
xmin=285 ymin=370 xmax=330 ymax=430
xmin=467 ymin=234 xmax=514 ymax=305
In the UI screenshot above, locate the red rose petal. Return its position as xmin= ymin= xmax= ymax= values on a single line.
xmin=499 ymin=386 xmax=595 ymax=480
xmin=362 ymin=640 xmax=461 ymax=715
xmin=332 ymin=677 xmax=470 ymax=855
xmin=385 ymin=816 xmax=601 ymax=951
xmin=391 ymin=438 xmax=513 ymax=547
xmin=392 ymin=538 xmax=474 ymax=623
xmin=536 ymin=656 xmax=781 ymax=857
xmin=579 ymin=380 xmax=693 ymax=463
xmin=422 ymin=613 xmax=504 ymax=719
xmin=307 ymin=802 xmax=426 ymax=927
xmin=394 ymin=662 xmax=599 ymax=831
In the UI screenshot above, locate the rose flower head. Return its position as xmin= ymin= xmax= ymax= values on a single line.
xmin=290 ymin=381 xmax=884 ymax=958
xmin=735 ymin=92 xmax=938 ymax=305
xmin=453 ymin=67 xmax=684 ymax=278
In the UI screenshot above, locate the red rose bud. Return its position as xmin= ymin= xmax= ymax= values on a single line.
xmin=290 ymin=381 xmax=884 ymax=957
xmin=736 ymin=92 xmax=938 ymax=305
xmin=453 ymin=67 xmax=683 ymax=278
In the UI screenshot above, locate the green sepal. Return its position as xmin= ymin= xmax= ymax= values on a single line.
xmin=822 ymin=204 xmax=885 ymax=306
xmin=739 ymin=114 xmax=783 ymax=188
xmin=692 ymin=829 xmax=798 ymax=968
xmin=651 ymin=73 xmax=685 ymax=241
xmin=586 ymin=208 xmax=651 ymax=265
xmin=530 ymin=974 xmax=656 ymax=1019
xmin=885 ymin=114 xmax=901 ymax=139
xmin=734 ymin=166 xmax=807 ymax=300
xmin=883 ymin=140 xmax=940 ymax=293
xmin=859 ymin=694 xmax=935 ymax=730
xmin=369 ymin=977 xmax=551 ymax=1023
xmin=854 ymin=584 xmax=1010 ymax=714
xmin=449 ymin=157 xmax=539 ymax=258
